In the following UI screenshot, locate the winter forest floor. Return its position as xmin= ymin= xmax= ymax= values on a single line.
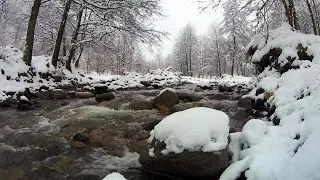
xmin=0 ymin=81 xmax=253 ymax=180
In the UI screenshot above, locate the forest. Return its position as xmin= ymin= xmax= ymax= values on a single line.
xmin=1 ymin=0 xmax=319 ymax=76
xmin=1 ymin=1 xmax=320 ymax=180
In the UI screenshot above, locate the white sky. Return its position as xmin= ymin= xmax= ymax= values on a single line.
xmin=143 ymin=0 xmax=223 ymax=59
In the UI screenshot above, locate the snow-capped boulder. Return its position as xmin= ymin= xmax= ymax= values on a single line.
xmin=139 ymin=107 xmax=230 ymax=178
xmin=102 ymin=172 xmax=127 ymax=180
xmin=153 ymin=88 xmax=179 ymax=111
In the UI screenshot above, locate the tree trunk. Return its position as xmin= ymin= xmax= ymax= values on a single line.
xmin=281 ymin=0 xmax=300 ymax=30
xmin=52 ymin=0 xmax=72 ymax=68
xmin=75 ymin=45 xmax=84 ymax=68
xmin=22 ymin=0 xmax=41 ymax=66
xmin=306 ymin=0 xmax=319 ymax=35
xmin=231 ymin=18 xmax=236 ymax=76
xmin=66 ymin=7 xmax=83 ymax=72
xmin=215 ymin=34 xmax=222 ymax=77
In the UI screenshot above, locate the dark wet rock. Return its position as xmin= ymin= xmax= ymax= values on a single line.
xmin=267 ymin=105 xmax=276 ymax=117
xmin=52 ymin=90 xmax=68 ymax=99
xmin=272 ymin=116 xmax=281 ymax=126
xmin=152 ymin=84 xmax=161 ymax=89
xmin=127 ymin=98 xmax=153 ymax=110
xmin=142 ymin=119 xmax=162 ymax=131
xmin=75 ymin=92 xmax=95 ymax=98
xmin=53 ymin=75 xmax=63 ymax=82
xmin=0 ymin=97 xmax=16 ymax=108
xmin=198 ymin=84 xmax=213 ymax=90
xmin=237 ymin=97 xmax=254 ymax=109
xmin=1 ymin=69 xmax=4 ymax=75
xmin=253 ymin=98 xmax=265 ymax=110
xmin=154 ymin=89 xmax=179 ymax=112
xmin=176 ymin=92 xmax=202 ymax=102
xmin=18 ymin=98 xmax=33 ymax=111
xmin=72 ymin=133 xmax=90 ymax=144
xmin=255 ymin=88 xmax=265 ymax=96
xmin=218 ymin=85 xmax=234 ymax=92
xmin=39 ymin=85 xmax=50 ymax=91
xmin=140 ymin=81 xmax=152 ymax=87
xmin=95 ymin=92 xmax=116 ymax=103
xmin=93 ymin=85 xmax=110 ymax=95
xmin=170 ymin=103 xmax=198 ymax=113
xmin=139 ymin=140 xmax=229 ymax=178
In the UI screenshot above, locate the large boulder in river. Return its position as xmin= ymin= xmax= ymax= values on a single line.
xmin=95 ymin=92 xmax=116 ymax=103
xmin=139 ymin=107 xmax=230 ymax=178
xmin=154 ymin=88 xmax=179 ymax=111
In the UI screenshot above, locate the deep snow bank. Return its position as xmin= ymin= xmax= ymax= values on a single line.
xmin=223 ymin=24 xmax=320 ymax=180
xmin=0 ymin=46 xmax=91 ymax=102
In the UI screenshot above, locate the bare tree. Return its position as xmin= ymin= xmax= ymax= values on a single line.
xmin=23 ymin=0 xmax=42 ymax=66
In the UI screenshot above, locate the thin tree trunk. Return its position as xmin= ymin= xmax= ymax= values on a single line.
xmin=306 ymin=0 xmax=318 ymax=35
xmin=66 ymin=7 xmax=83 ymax=72
xmin=52 ymin=0 xmax=72 ymax=68
xmin=62 ymin=37 xmax=67 ymax=56
xmin=22 ymin=0 xmax=41 ymax=66
xmin=75 ymin=45 xmax=83 ymax=68
xmin=231 ymin=18 xmax=236 ymax=76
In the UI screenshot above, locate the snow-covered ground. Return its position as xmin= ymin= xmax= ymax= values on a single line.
xmin=221 ymin=23 xmax=320 ymax=180
xmin=0 ymin=46 xmax=92 ymax=101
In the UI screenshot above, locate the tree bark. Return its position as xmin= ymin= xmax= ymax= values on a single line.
xmin=22 ymin=0 xmax=41 ymax=66
xmin=231 ymin=18 xmax=236 ymax=76
xmin=281 ymin=0 xmax=300 ymax=30
xmin=66 ymin=7 xmax=83 ymax=72
xmin=51 ymin=0 xmax=72 ymax=68
xmin=306 ymin=0 xmax=318 ymax=35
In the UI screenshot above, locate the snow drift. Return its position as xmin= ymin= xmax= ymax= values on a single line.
xmin=223 ymin=23 xmax=320 ymax=180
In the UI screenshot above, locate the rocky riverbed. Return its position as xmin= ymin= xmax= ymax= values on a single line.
xmin=0 ymin=83 xmax=254 ymax=180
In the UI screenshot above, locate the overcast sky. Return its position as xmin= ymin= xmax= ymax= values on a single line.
xmin=143 ymin=0 xmax=222 ymax=59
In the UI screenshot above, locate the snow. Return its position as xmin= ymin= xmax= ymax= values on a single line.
xmin=241 ymin=119 xmax=268 ymax=147
xmin=223 ymin=23 xmax=320 ymax=180
xmin=148 ymin=107 xmax=230 ymax=155
xmin=159 ymin=87 xmax=175 ymax=96
xmin=102 ymin=172 xmax=127 ymax=180
xmin=0 ymin=46 xmax=92 ymax=102
xmin=19 ymin=95 xmax=28 ymax=101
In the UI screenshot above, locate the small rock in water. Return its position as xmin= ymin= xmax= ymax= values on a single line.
xmin=154 ymin=88 xmax=179 ymax=112
xmin=73 ymin=133 xmax=91 ymax=144
xmin=95 ymin=92 xmax=116 ymax=103
xmin=75 ymin=91 xmax=95 ymax=98
xmin=127 ymin=98 xmax=153 ymax=110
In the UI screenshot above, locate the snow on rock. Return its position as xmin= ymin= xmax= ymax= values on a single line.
xmin=241 ymin=119 xmax=268 ymax=147
xmin=224 ymin=23 xmax=320 ymax=180
xmin=247 ymin=22 xmax=320 ymax=74
xmin=102 ymin=172 xmax=127 ymax=180
xmin=0 ymin=46 xmax=92 ymax=102
xmin=148 ymin=107 xmax=230 ymax=155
